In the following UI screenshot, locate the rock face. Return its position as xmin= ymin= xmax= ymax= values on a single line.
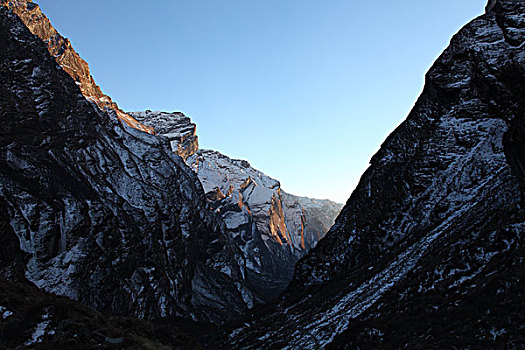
xmin=130 ymin=111 xmax=199 ymax=160
xmin=1 ymin=0 xmax=154 ymax=134
xmin=0 ymin=6 xmax=251 ymax=325
xmin=132 ymin=109 xmax=343 ymax=302
xmin=187 ymin=149 xmax=342 ymax=301
xmin=0 ymin=0 xmax=341 ymax=329
xmin=225 ymin=0 xmax=525 ymax=348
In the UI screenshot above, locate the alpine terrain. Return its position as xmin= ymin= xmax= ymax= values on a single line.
xmin=0 ymin=0 xmax=254 ymax=328
xmin=1 ymin=0 xmax=524 ymax=348
xmin=0 ymin=0 xmax=340 ymax=346
xmin=223 ymin=0 xmax=525 ymax=348
xmin=130 ymin=110 xmax=343 ymax=302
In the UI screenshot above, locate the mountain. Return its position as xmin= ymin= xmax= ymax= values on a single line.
xmin=130 ymin=111 xmax=343 ymax=302
xmin=1 ymin=0 xmax=154 ymax=134
xmin=187 ymin=149 xmax=342 ymax=302
xmin=0 ymin=0 xmax=340 ymax=331
xmin=0 ymin=4 xmax=252 ymax=326
xmin=225 ymin=0 xmax=525 ymax=348
xmin=3 ymin=0 xmax=524 ymax=348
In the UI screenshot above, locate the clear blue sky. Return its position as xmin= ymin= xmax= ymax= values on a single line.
xmin=38 ymin=0 xmax=485 ymax=203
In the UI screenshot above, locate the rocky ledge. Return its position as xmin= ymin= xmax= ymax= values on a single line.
xmin=130 ymin=111 xmax=199 ymax=160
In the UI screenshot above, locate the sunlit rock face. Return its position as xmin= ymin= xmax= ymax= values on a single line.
xmin=132 ymin=110 xmax=343 ymax=302
xmin=130 ymin=111 xmax=199 ymax=160
xmin=1 ymin=0 xmax=153 ymax=134
xmin=187 ymin=150 xmax=343 ymax=301
xmin=0 ymin=6 xmax=252 ymax=325
xmin=225 ymin=0 xmax=525 ymax=348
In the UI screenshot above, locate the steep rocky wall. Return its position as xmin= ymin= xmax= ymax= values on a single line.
xmin=130 ymin=111 xmax=199 ymax=160
xmin=187 ymin=149 xmax=342 ymax=302
xmin=0 ymin=7 xmax=250 ymax=324
xmin=0 ymin=0 xmax=154 ymax=134
xmin=135 ymin=109 xmax=343 ymax=303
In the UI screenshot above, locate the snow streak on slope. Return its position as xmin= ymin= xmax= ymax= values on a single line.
xmin=225 ymin=1 xmax=525 ymax=348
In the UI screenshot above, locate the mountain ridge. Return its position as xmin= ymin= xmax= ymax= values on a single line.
xmin=1 ymin=0 xmax=524 ymax=348
xmin=131 ymin=110 xmax=343 ymax=302
xmin=224 ymin=0 xmax=525 ymax=347
xmin=0 ymin=0 xmax=154 ymax=134
xmin=0 ymin=5 xmax=252 ymax=325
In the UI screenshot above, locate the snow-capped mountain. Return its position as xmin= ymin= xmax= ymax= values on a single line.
xmin=225 ymin=0 xmax=525 ymax=347
xmin=188 ymin=149 xmax=343 ymax=301
xmin=131 ymin=111 xmax=343 ymax=302
xmin=187 ymin=149 xmax=339 ymax=255
xmin=0 ymin=4 xmax=252 ymax=325
xmin=0 ymin=0 xmax=340 ymax=328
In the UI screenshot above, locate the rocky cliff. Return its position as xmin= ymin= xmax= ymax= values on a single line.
xmin=0 ymin=5 xmax=252 ymax=326
xmin=130 ymin=111 xmax=199 ymax=160
xmin=3 ymin=0 xmax=523 ymax=347
xmin=225 ymin=0 xmax=525 ymax=348
xmin=134 ymin=110 xmax=343 ymax=302
xmin=0 ymin=0 xmax=154 ymax=134
xmin=0 ymin=0 xmax=341 ymax=329
xmin=188 ymin=149 xmax=342 ymax=301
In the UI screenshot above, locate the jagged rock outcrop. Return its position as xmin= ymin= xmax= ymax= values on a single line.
xmin=1 ymin=0 xmax=153 ymax=134
xmin=130 ymin=111 xmax=199 ymax=160
xmin=282 ymin=193 xmax=343 ymax=250
xmin=135 ymin=115 xmax=342 ymax=302
xmin=0 ymin=6 xmax=252 ymax=325
xmin=187 ymin=150 xmax=333 ymax=253
xmin=224 ymin=0 xmax=525 ymax=348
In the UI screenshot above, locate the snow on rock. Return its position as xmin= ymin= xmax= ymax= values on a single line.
xmin=187 ymin=149 xmax=342 ymax=302
xmin=0 ymin=6 xmax=249 ymax=325
xmin=24 ymin=312 xmax=51 ymax=346
xmin=0 ymin=306 xmax=13 ymax=319
xmin=225 ymin=1 xmax=525 ymax=348
xmin=131 ymin=113 xmax=343 ymax=302
xmin=130 ymin=110 xmax=199 ymax=160
xmin=132 ymin=107 xmax=342 ymax=302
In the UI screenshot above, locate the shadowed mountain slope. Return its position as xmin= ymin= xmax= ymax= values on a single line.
xmin=224 ymin=0 xmax=525 ymax=348
xmin=132 ymin=111 xmax=343 ymax=303
xmin=0 ymin=5 xmax=251 ymax=325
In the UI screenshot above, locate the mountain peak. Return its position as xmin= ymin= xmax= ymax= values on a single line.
xmin=1 ymin=0 xmax=154 ymax=134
